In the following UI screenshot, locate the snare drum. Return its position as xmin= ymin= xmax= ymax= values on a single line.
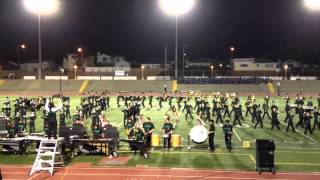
xmin=171 ymin=134 xmax=181 ymax=147
xmin=151 ymin=134 xmax=160 ymax=147
xmin=189 ymin=125 xmax=208 ymax=144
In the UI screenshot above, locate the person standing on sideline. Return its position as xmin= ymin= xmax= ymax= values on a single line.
xmin=208 ymin=120 xmax=215 ymax=151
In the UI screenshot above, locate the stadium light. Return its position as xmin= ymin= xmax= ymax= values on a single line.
xmin=304 ymin=0 xmax=320 ymax=10
xmin=210 ymin=65 xmax=214 ymax=78
xmin=159 ymin=0 xmax=196 ymax=16
xmin=23 ymin=0 xmax=59 ymax=80
xmin=17 ymin=44 xmax=27 ymax=79
xmin=23 ymin=0 xmax=59 ymax=15
xmin=159 ymin=0 xmax=196 ymax=79
xmin=77 ymin=47 xmax=83 ymax=53
xmin=20 ymin=44 xmax=27 ymax=49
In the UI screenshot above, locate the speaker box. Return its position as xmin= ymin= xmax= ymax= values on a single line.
xmin=256 ymin=139 xmax=275 ymax=150
xmin=256 ymin=139 xmax=275 ymax=169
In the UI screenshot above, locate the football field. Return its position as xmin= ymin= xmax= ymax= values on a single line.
xmin=0 ymin=95 xmax=320 ymax=172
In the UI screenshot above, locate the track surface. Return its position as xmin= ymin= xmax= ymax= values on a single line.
xmin=1 ymin=164 xmax=320 ymax=180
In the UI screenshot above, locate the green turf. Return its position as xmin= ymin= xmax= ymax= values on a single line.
xmin=0 ymin=96 xmax=320 ymax=172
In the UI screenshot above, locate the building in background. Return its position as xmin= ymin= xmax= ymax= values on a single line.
xmin=63 ymin=54 xmax=78 ymax=70
xmin=232 ymin=58 xmax=279 ymax=71
xmin=141 ymin=64 xmax=162 ymax=69
xmin=96 ymin=52 xmax=130 ymax=68
xmin=21 ymin=61 xmax=51 ymax=72
xmin=282 ymin=60 xmax=303 ymax=70
xmin=186 ymin=58 xmax=221 ymax=68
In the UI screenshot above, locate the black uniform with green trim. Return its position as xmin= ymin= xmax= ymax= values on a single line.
xmin=143 ymin=121 xmax=155 ymax=148
xmin=162 ymin=122 xmax=174 ymax=149
xmin=222 ymin=123 xmax=233 ymax=151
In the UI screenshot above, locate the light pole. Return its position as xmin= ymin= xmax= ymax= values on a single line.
xmin=284 ymin=64 xmax=288 ymax=80
xmin=77 ymin=47 xmax=84 ymax=66
xmin=182 ymin=45 xmax=188 ymax=78
xmin=230 ymin=46 xmax=235 ymax=59
xmin=59 ymin=67 xmax=64 ymax=94
xmin=276 ymin=68 xmax=280 ymax=96
xmin=210 ymin=65 xmax=214 ymax=78
xmin=164 ymin=45 xmax=168 ymax=77
xmin=141 ymin=65 xmax=145 ymax=80
xmin=74 ymin=65 xmax=78 ymax=80
xmin=23 ymin=0 xmax=59 ymax=80
xmin=219 ymin=63 xmax=223 ymax=76
xmin=17 ymin=44 xmax=27 ymax=79
xmin=159 ymin=0 xmax=196 ymax=79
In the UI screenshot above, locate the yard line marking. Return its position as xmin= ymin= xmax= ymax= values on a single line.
xmin=233 ymin=128 xmax=242 ymax=142
xmin=279 ymin=122 xmax=319 ymax=144
xmin=276 ymin=147 xmax=320 ymax=150
xmin=275 ymin=162 xmax=320 ymax=166
xmin=294 ymin=130 xmax=318 ymax=144
xmin=276 ymin=150 xmax=320 ymax=154
xmin=249 ymin=155 xmax=256 ymax=165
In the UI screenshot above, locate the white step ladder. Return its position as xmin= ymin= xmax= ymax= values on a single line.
xmin=29 ymin=138 xmax=64 ymax=176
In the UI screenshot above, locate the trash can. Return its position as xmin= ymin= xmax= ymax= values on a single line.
xmin=256 ymin=139 xmax=275 ymax=174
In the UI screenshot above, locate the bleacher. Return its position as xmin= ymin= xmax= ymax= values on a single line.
xmin=178 ymin=78 xmax=270 ymax=84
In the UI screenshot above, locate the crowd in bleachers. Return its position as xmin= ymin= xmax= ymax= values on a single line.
xmin=178 ymin=78 xmax=270 ymax=84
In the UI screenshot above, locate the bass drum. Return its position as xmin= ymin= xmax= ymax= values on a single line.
xmin=171 ymin=135 xmax=181 ymax=148
xmin=151 ymin=134 xmax=160 ymax=147
xmin=189 ymin=125 xmax=208 ymax=144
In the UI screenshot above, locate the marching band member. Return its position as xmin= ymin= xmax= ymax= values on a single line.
xmin=162 ymin=117 xmax=174 ymax=149
xmin=286 ymin=109 xmax=296 ymax=132
xmin=254 ymin=105 xmax=263 ymax=129
xmin=142 ymin=117 xmax=155 ymax=149
xmin=223 ymin=120 xmax=233 ymax=152
xmin=313 ymin=107 xmax=320 ymax=131
xmin=208 ymin=120 xmax=215 ymax=151
xmin=304 ymin=111 xmax=313 ymax=135
xmin=271 ymin=105 xmax=280 ymax=131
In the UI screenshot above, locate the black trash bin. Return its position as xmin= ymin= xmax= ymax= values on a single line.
xmin=256 ymin=139 xmax=275 ymax=174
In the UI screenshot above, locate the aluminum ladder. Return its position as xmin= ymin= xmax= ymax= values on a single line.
xmin=29 ymin=138 xmax=64 ymax=176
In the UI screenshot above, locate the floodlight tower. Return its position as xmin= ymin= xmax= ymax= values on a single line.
xmin=23 ymin=0 xmax=59 ymax=79
xmin=304 ymin=0 xmax=320 ymax=10
xmin=159 ymin=0 xmax=196 ymax=79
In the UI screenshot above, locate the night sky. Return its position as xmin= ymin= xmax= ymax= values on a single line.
xmin=1 ymin=0 xmax=320 ymax=65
